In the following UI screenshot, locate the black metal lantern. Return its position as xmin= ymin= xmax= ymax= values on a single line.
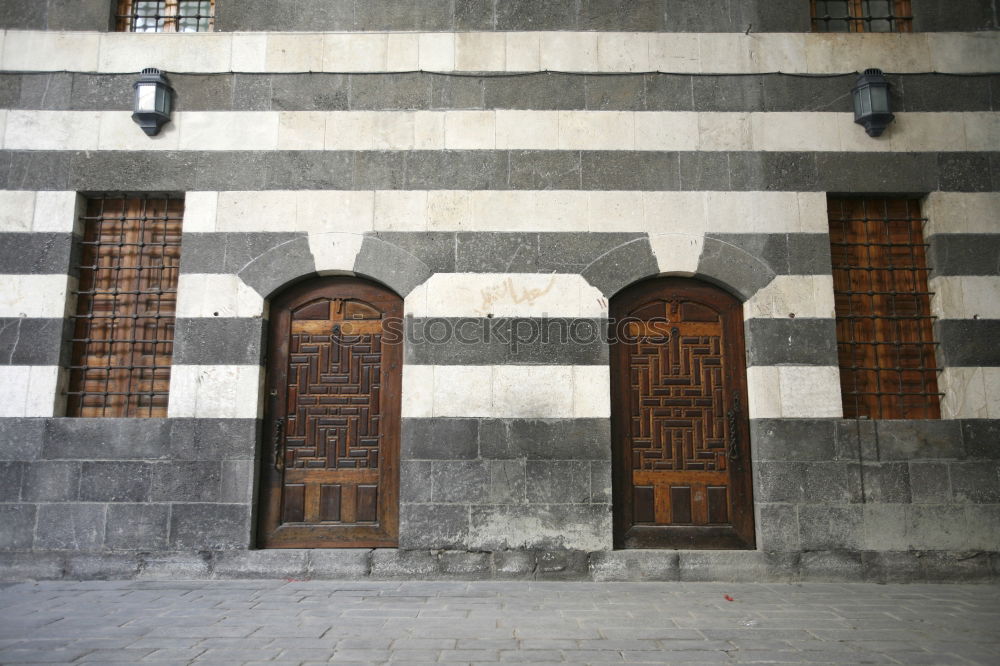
xmin=852 ymin=68 xmax=894 ymax=138
xmin=132 ymin=68 xmax=173 ymax=136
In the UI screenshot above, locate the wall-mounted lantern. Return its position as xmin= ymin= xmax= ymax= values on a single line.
xmin=132 ymin=68 xmax=173 ymax=137
xmin=852 ymin=68 xmax=894 ymax=138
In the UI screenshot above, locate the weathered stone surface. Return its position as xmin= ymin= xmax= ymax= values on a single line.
xmin=137 ymin=552 xmax=212 ymax=579
xmin=0 ymin=504 xmax=36 ymax=550
xmin=0 ymin=419 xmax=44 ymax=461
xmin=307 ymin=549 xmax=371 ymax=578
xmin=354 ymin=236 xmax=432 ymax=298
xmin=150 ymin=461 xmax=222 ymax=503
xmin=21 ymin=461 xmax=80 ymax=502
xmin=402 ymin=418 xmax=479 ymax=460
xmin=63 ymin=553 xmax=141 ymax=580
xmin=467 ymin=504 xmax=611 ymax=551
xmin=212 ymin=549 xmax=310 ymax=580
xmin=168 ymin=504 xmax=251 ymax=550
xmin=479 ymin=419 xmax=611 ymax=460
xmin=535 ymin=550 xmax=590 ymax=580
xmin=399 ymin=504 xmax=470 ymax=549
xmin=0 ymin=552 xmax=62 ymax=580
xmin=874 ymin=420 xmax=966 ymax=460
xmin=34 ymin=503 xmax=106 ymax=551
xmin=439 ymin=550 xmax=491 ymax=577
xmin=370 ymin=549 xmax=438 ymax=578
xmin=678 ymin=551 xmax=799 ymax=583
xmin=589 ymin=550 xmax=679 ymax=582
xmin=104 ymin=503 xmax=169 ymax=551
xmin=751 ymin=419 xmax=837 ymax=461
xmin=79 ymin=462 xmax=151 ymax=502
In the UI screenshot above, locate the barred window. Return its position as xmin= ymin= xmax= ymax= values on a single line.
xmin=116 ymin=0 xmax=214 ymax=32
xmin=828 ymin=198 xmax=940 ymax=419
xmin=66 ymin=196 xmax=183 ymax=418
xmin=811 ymin=0 xmax=913 ymax=32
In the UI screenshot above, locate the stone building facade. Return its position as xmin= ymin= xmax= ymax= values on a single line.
xmin=0 ymin=0 xmax=998 ymax=581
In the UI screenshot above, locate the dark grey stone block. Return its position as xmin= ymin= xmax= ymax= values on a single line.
xmin=962 ymin=420 xmax=1000 ymax=459
xmin=1 ymin=151 xmax=73 ymax=190
xmin=909 ymin=461 xmax=952 ymax=503
xmin=745 ymin=318 xmax=838 ymax=367
xmin=179 ymin=231 xmax=303 ymax=275
xmin=79 ymin=462 xmax=151 ymax=502
xmin=508 ymin=151 xmax=581 ymax=190
xmin=18 ymin=73 xmax=72 ymax=110
xmin=834 ymin=418 xmax=877 ymax=462
xmin=232 ymin=74 xmax=273 ymax=111
xmin=136 ymin=552 xmax=211 ymax=579
xmin=34 ymin=503 xmax=106 ymax=550
xmin=169 ymin=74 xmax=234 ymax=112
xmin=644 ymin=74 xmax=696 ymax=111
xmin=405 ymin=151 xmax=508 ymax=190
xmin=751 ymin=0 xmax=812 ymax=32
xmin=496 ymin=0 xmax=578 ymax=30
xmin=173 ymin=318 xmax=265 ymax=366
xmin=69 ymin=73 xmax=133 ymax=111
xmin=535 ymin=550 xmax=590 ymax=580
xmin=467 ymin=504 xmax=611 ymax=550
xmin=526 ymin=460 xmax=591 ymax=504
xmin=43 ymin=418 xmax=172 ymax=461
xmin=0 ymin=233 xmax=72 ymax=275
xmin=758 ymin=152 xmax=819 ymax=192
xmin=899 ymin=74 xmax=993 ymax=112
xmin=439 ymin=550 xmax=491 ymax=576
xmin=538 ymin=232 xmax=645 ymax=273
xmin=912 ymin=0 xmax=998 ymax=31
xmin=485 ymin=73 xmax=584 ymax=109
xmin=678 ymin=551 xmax=799 ymax=583
xmin=63 ymin=553 xmax=141 ymax=580
xmin=68 ymin=151 xmax=204 ymax=192
xmin=937 ymin=152 xmax=994 ymax=192
xmin=430 ymin=74 xmax=484 ymax=109
xmin=491 ymin=549 xmax=536 ymax=578
xmin=937 ymin=319 xmax=1000 ymax=366
xmin=399 ymin=504 xmax=470 ymax=549
xmin=374 ymin=231 xmax=456 ymax=273
xmin=431 ymin=460 xmax=490 ymax=503
xmin=150 ymin=461 xmax=222 ymax=502
xmin=362 ymin=0 xmax=453 ymax=30
xmin=757 ymin=503 xmax=800 ymax=552
xmin=402 ymin=418 xmax=479 ymax=460
xmin=693 ymin=76 xmax=765 ymax=112
xmin=454 ymin=0 xmax=493 ymax=30
xmin=874 ymin=420 xmax=965 ymax=460
xmin=581 ymin=238 xmax=659 ymax=298
xmin=906 ymin=504 xmax=970 ymax=550
xmin=861 ymin=463 xmax=912 ymax=503
xmin=370 ymin=548 xmax=439 ymax=577
xmin=583 ymin=75 xmax=646 ymax=111
xmin=0 ymin=504 xmax=34 ymax=550
xmin=353 ymin=235 xmax=432 ymax=298
xmin=400 ymin=460 xmax=433 ymax=503
xmin=798 ymin=505 xmax=863 ymax=550
xmin=579 ymin=0 xmax=667 ymax=30
xmin=697 ymin=236 xmax=776 ymax=301
xmin=679 ymin=152 xmax=735 ymax=191
xmin=786 ymin=233 xmax=833 ymax=275
xmin=488 ymin=459 xmax=526 ymax=504
xmin=798 ymin=550 xmax=864 ymax=582
xmin=168 ymin=418 xmax=259 ymax=460
xmin=0 ymin=418 xmax=44 ymax=460
xmin=351 ymin=73 xmax=433 ymax=111
xmin=0 ymin=0 xmax=47 ymax=28
xmin=168 ymin=504 xmax=251 ymax=549
xmin=581 ymin=151 xmax=680 ymax=191
xmin=590 ymin=461 xmax=611 ymax=503
xmin=21 ymin=461 xmax=80 ymax=502
xmin=950 ymin=461 xmax=1000 ymax=503
xmin=263 ymin=151 xmax=353 ymax=190
xmin=46 ymin=0 xmax=113 ymax=31
xmin=752 ymin=461 xmax=806 ymax=503
xmin=0 ymin=461 xmax=24 ymax=501
xmin=0 ymin=75 xmax=20 ymax=109
xmin=216 ymin=0 xmax=352 ymax=31
xmin=929 ymin=234 xmax=1000 ymax=276
xmin=589 ymin=550 xmax=680 ymax=582
xmin=665 ymin=0 xmax=742 ymax=31
xmin=456 ymin=233 xmax=538 ymax=272
xmin=0 ymin=552 xmax=63 ymax=579
xmin=237 ymin=235 xmax=316 ymax=299
xmin=751 ymin=419 xmax=837 ymax=461
xmin=104 ymin=503 xmax=169 ymax=550
xmin=479 ymin=418 xmax=611 ymax=460
xmin=305 ymin=549 xmax=369 ymax=578
xmin=0 ymin=319 xmax=64 ymax=366
xmin=219 ymin=460 xmax=254 ymax=504
xmin=762 ymin=74 xmax=852 ymax=112
xmin=916 ymin=550 xmax=994 ymax=583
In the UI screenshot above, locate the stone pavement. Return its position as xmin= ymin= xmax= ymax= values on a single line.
xmin=0 ymin=580 xmax=998 ymax=665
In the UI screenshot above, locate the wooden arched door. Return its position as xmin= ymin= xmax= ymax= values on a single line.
xmin=611 ymin=278 xmax=755 ymax=549
xmin=258 ymin=277 xmax=402 ymax=548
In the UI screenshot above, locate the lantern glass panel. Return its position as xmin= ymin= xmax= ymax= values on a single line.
xmin=136 ymin=83 xmax=158 ymax=112
xmin=869 ymin=85 xmax=889 ymax=113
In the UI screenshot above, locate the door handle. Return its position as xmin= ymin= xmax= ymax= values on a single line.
xmin=726 ymin=391 xmax=740 ymax=462
xmin=272 ymin=417 xmax=285 ymax=471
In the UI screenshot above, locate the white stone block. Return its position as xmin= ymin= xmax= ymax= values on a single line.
xmin=984 ymin=369 xmax=1000 ymax=418
xmin=324 ymin=34 xmax=388 ymax=72
xmin=325 ymin=111 xmax=375 ymax=150
xmin=426 ymin=191 xmax=471 ymax=230
xmin=99 ymin=33 xmax=232 ymax=73
xmin=266 ymin=33 xmax=324 ymax=72
xmin=796 ymin=192 xmax=829 ymax=233
xmin=412 ymin=273 xmax=602 ymax=318
xmin=168 ymin=365 xmax=263 ymax=419
xmin=778 ymin=366 xmax=843 ymax=418
xmin=308 ymin=231 xmax=365 ymax=275
xmin=963 ymin=112 xmax=1000 ymax=151
xmin=0 ymin=190 xmax=35 ymax=232
xmin=573 ymin=366 xmax=611 ymax=418
xmin=699 ymin=34 xmax=756 ymax=73
xmin=531 ymin=191 xmax=590 ymax=232
xmin=539 ymin=32 xmax=598 ymax=71
xmin=444 ymin=111 xmax=495 ymax=149
xmin=401 ymin=364 xmax=434 ymax=418
xmin=495 ymin=110 xmax=559 ymax=150
xmin=386 ymin=33 xmax=418 ymax=71
xmin=419 ymin=33 xmax=455 ymax=71
xmin=890 ymin=112 xmax=968 ymax=152
xmin=493 ymin=366 xmax=573 ymax=418
xmin=635 ymin=112 xmax=699 ymax=151
xmin=33 ymin=191 xmax=83 ymax=234
xmin=559 ymin=111 xmax=633 ymax=150
xmin=0 ymin=275 xmax=72 ymax=318
xmin=930 ymin=276 xmax=1000 ymax=320
xmin=230 ymin=33 xmax=267 ymax=71
xmin=175 ymin=274 xmax=264 ymax=318
xmin=470 ymin=191 xmax=535 ymax=231
xmin=744 ymin=275 xmax=836 ymax=320
xmin=4 ymin=111 xmax=100 ymax=150
xmin=705 ymin=191 xmax=803 ymax=233
xmin=648 ymin=33 xmax=700 ymax=72
xmin=587 ymin=191 xmax=643 ymax=231
xmin=433 ymin=366 xmax=493 ymax=417
xmin=98 ymin=110 xmax=180 ymax=151
xmin=0 ymin=110 xmax=5 ymax=148
xmin=697 ymin=112 xmax=751 ymax=151
xmin=182 ymin=191 xmax=218 ymax=233
xmin=4 ymin=30 xmax=99 ymax=71
xmin=296 ymin=191 xmax=374 ymax=234
xmin=455 ymin=32 xmax=505 ymax=71
xmin=597 ymin=33 xmax=649 ymax=72
xmin=750 ymin=112 xmax=839 ymax=152
xmin=752 ymin=33 xmax=807 ymax=72
xmin=928 ymin=32 xmax=1000 ymax=74
xmin=277 ymin=111 xmax=326 ymax=150
xmin=373 ymin=112 xmax=416 ymax=150
xmin=375 ymin=190 xmax=428 ymax=231
xmin=807 ymin=33 xmax=930 ymax=74
xmin=216 ymin=191 xmax=296 ymax=232
xmin=940 ymin=367 xmax=989 ymax=419
xmin=0 ymin=366 xmax=59 ymax=417
xmin=505 ymin=32 xmax=540 ymax=71
xmin=641 ymin=192 xmax=706 ymax=235
xmin=179 ymin=112 xmax=279 ymax=151
xmin=649 ymin=232 xmax=704 ymax=276
xmin=746 ymin=366 xmax=782 ymax=419
xmin=414 ymin=111 xmax=445 ymax=149
xmin=837 ymin=112 xmax=892 ymax=152
xmin=924 ymin=192 xmax=1000 ymax=235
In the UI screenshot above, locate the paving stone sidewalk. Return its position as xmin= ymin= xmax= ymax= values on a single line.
xmin=0 ymin=580 xmax=998 ymax=665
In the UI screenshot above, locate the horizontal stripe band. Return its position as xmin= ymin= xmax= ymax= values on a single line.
xmin=3 ymin=72 xmax=997 ymax=113
xmin=5 ymin=110 xmax=999 ymax=153
xmin=2 ymin=31 xmax=998 ymax=75
xmin=0 ymin=318 xmax=64 ymax=365
xmin=402 ymin=418 xmax=611 ymax=461
xmin=929 ymin=235 xmax=1000 ymax=276
xmin=939 ymin=368 xmax=1000 ymax=419
xmin=937 ymin=319 xmax=1000 ymax=367
xmin=0 ymin=365 xmax=60 ymax=417
xmin=2 ymin=150 xmax=997 ymax=192
xmin=930 ymin=276 xmax=1000 ymax=320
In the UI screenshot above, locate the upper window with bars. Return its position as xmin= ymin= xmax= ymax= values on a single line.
xmin=811 ymin=0 xmax=913 ymax=32
xmin=828 ymin=198 xmax=941 ymax=420
xmin=66 ymin=196 xmax=183 ymax=418
xmin=116 ymin=0 xmax=214 ymax=32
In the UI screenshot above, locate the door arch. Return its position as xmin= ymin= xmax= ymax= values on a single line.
xmin=610 ymin=277 xmax=755 ymax=549
xmin=257 ymin=277 xmax=402 ymax=548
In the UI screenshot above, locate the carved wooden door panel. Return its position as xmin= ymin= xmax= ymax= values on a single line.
xmin=258 ymin=277 xmax=401 ymax=548
xmin=611 ymin=278 xmax=754 ymax=549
